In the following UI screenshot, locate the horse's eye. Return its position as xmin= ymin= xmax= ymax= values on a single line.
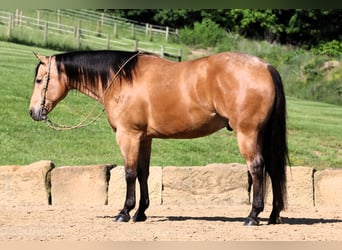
xmin=36 ymin=79 xmax=42 ymax=84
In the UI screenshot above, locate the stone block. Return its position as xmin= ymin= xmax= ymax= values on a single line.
xmin=51 ymin=164 xmax=114 ymax=206
xmin=0 ymin=160 xmax=54 ymax=206
xmin=286 ymin=167 xmax=314 ymax=207
xmin=108 ymin=166 xmax=162 ymax=207
xmin=314 ymin=169 xmax=342 ymax=207
xmin=263 ymin=167 xmax=314 ymax=208
xmin=162 ymin=163 xmax=249 ymax=205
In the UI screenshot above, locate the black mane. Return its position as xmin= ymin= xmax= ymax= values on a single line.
xmin=55 ymin=50 xmax=140 ymax=90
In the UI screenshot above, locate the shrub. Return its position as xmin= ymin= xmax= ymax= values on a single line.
xmin=311 ymin=40 xmax=342 ymax=57
xmin=179 ymin=18 xmax=226 ymax=48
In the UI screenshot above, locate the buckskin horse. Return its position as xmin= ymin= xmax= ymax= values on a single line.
xmin=29 ymin=50 xmax=289 ymax=226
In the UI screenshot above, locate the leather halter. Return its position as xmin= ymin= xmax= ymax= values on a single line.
xmin=39 ymin=56 xmax=52 ymax=115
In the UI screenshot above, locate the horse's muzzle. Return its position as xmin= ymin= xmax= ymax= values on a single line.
xmin=29 ymin=106 xmax=48 ymax=121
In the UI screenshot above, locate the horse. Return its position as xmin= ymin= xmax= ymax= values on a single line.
xmin=29 ymin=50 xmax=289 ymax=226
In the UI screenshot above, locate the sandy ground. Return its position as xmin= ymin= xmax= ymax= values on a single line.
xmin=0 ymin=204 xmax=341 ymax=241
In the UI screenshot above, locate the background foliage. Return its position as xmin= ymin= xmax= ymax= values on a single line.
xmin=108 ymin=9 xmax=342 ymax=51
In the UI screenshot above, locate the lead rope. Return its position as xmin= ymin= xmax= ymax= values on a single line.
xmin=44 ymin=51 xmax=141 ymax=131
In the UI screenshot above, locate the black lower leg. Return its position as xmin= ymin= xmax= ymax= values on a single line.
xmin=133 ymin=169 xmax=149 ymax=222
xmin=247 ymin=171 xmax=253 ymax=204
xmin=268 ymin=182 xmax=284 ymax=224
xmin=133 ymin=177 xmax=150 ymax=221
xmin=244 ymin=157 xmax=265 ymax=226
xmin=132 ymin=139 xmax=152 ymax=222
xmin=133 ymin=198 xmax=149 ymax=222
xmin=115 ymin=169 xmax=136 ymax=222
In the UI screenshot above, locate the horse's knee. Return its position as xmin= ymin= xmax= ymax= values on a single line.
xmin=125 ymin=167 xmax=136 ymax=179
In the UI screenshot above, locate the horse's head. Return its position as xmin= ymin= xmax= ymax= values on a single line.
xmin=29 ymin=52 xmax=67 ymax=121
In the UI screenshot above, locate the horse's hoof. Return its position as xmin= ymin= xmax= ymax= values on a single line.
xmin=115 ymin=213 xmax=131 ymax=222
xmin=133 ymin=211 xmax=147 ymax=222
xmin=244 ymin=217 xmax=260 ymax=226
xmin=268 ymin=216 xmax=282 ymax=225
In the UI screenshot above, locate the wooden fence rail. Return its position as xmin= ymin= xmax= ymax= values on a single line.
xmin=0 ymin=10 xmax=182 ymax=61
xmin=54 ymin=9 xmax=179 ymax=43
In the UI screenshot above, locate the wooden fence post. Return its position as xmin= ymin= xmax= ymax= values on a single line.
xmin=101 ymin=13 xmax=104 ymax=26
xmin=19 ymin=11 xmax=23 ymax=28
xmin=113 ymin=22 xmax=117 ymax=38
xmin=7 ymin=14 xmax=13 ymax=37
xmin=160 ymin=45 xmax=165 ymax=58
xmin=37 ymin=10 xmax=40 ymax=28
xmin=165 ymin=26 xmax=169 ymax=43
xmin=148 ymin=24 xmax=152 ymax=41
xmin=106 ymin=34 xmax=110 ymax=50
xmin=178 ymin=48 xmax=182 ymax=62
xmin=131 ymin=23 xmax=135 ymax=39
xmin=133 ymin=40 xmax=138 ymax=51
xmin=76 ymin=27 xmax=80 ymax=49
xmin=145 ymin=23 xmax=149 ymax=37
xmin=15 ymin=9 xmax=19 ymax=25
xmin=44 ymin=22 xmax=48 ymax=46
xmin=57 ymin=9 xmax=61 ymax=33
xmin=96 ymin=20 xmax=100 ymax=36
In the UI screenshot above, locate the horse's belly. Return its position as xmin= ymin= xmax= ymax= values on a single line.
xmin=148 ymin=115 xmax=227 ymax=139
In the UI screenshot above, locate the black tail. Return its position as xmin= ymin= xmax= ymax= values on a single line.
xmin=263 ymin=65 xmax=290 ymax=211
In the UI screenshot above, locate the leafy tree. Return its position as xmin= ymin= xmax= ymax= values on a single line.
xmin=227 ymin=9 xmax=283 ymax=42
xmin=285 ymin=9 xmax=342 ymax=47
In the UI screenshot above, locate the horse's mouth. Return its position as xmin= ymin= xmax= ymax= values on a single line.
xmin=29 ymin=107 xmax=48 ymax=121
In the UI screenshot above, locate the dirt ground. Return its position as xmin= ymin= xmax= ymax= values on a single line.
xmin=0 ymin=204 xmax=341 ymax=241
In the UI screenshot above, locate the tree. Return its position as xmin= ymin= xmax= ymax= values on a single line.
xmin=285 ymin=9 xmax=342 ymax=47
xmin=102 ymin=9 xmax=342 ymax=48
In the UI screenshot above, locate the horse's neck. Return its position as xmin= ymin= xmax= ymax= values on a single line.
xmin=73 ymin=82 xmax=105 ymax=103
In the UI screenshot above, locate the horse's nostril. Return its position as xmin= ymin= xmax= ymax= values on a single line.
xmin=29 ymin=109 xmax=33 ymax=117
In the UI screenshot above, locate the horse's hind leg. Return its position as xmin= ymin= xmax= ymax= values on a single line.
xmin=237 ymin=131 xmax=265 ymax=226
xmin=267 ymin=170 xmax=284 ymax=224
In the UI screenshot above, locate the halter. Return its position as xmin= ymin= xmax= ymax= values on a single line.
xmin=40 ymin=56 xmax=52 ymax=116
xmin=43 ymin=51 xmax=141 ymax=131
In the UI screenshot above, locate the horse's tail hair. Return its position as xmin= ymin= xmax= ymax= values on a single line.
xmin=263 ymin=65 xmax=290 ymax=211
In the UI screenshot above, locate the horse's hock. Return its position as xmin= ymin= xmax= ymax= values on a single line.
xmin=0 ymin=161 xmax=341 ymax=208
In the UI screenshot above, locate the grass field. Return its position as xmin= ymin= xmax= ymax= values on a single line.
xmin=0 ymin=41 xmax=341 ymax=170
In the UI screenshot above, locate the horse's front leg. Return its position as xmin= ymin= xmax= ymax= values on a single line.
xmin=133 ymin=138 xmax=152 ymax=222
xmin=115 ymin=130 xmax=141 ymax=222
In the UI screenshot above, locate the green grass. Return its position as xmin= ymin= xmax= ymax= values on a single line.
xmin=287 ymin=97 xmax=342 ymax=169
xmin=0 ymin=41 xmax=341 ymax=170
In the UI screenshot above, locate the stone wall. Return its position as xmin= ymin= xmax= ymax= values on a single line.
xmin=0 ymin=161 xmax=341 ymax=208
xmin=0 ymin=160 xmax=54 ymax=206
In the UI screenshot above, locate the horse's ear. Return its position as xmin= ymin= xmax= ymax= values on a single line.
xmin=33 ymin=51 xmax=49 ymax=65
